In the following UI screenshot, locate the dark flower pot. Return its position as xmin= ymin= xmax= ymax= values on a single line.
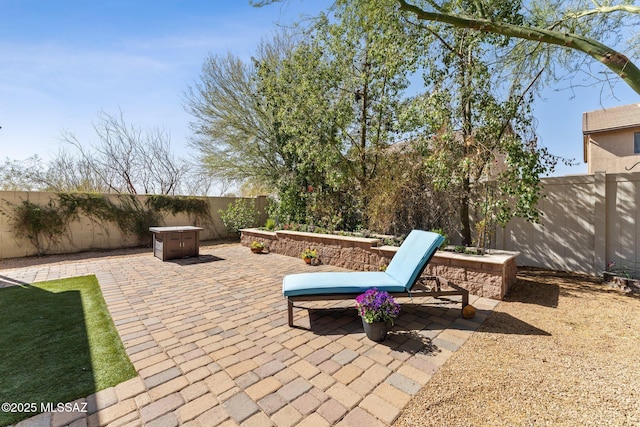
xmin=362 ymin=319 xmax=388 ymax=342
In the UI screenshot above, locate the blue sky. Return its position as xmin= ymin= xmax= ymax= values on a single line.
xmin=1 ymin=0 xmax=638 ymax=177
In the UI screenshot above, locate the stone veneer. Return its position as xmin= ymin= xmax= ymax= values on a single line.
xmin=241 ymin=228 xmax=519 ymax=300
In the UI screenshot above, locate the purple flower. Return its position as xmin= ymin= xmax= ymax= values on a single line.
xmin=355 ymin=288 xmax=401 ymax=324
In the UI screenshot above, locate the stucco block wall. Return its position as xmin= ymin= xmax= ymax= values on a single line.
xmin=0 ymin=192 xmax=267 ymax=259
xmin=497 ymin=172 xmax=640 ymax=277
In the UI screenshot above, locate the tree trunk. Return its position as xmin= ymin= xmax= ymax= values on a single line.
xmin=460 ymin=42 xmax=473 ymax=246
xmin=460 ymin=178 xmax=472 ymax=246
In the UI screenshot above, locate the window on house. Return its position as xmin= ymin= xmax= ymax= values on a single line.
xmin=635 ymin=132 xmax=640 ymax=154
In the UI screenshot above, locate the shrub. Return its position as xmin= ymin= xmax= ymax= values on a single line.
xmin=264 ymin=218 xmax=276 ymax=231
xmin=218 ymin=199 xmax=258 ymax=234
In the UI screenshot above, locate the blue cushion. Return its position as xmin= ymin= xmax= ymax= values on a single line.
xmin=384 ymin=230 xmax=444 ymax=290
xmin=282 ymin=230 xmax=444 ymax=297
xmin=283 ymin=272 xmax=404 ymax=297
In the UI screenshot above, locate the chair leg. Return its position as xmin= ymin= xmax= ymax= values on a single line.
xmin=288 ymin=299 xmax=294 ymax=327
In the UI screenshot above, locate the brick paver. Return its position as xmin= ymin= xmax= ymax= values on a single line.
xmin=2 ymin=242 xmax=495 ymax=426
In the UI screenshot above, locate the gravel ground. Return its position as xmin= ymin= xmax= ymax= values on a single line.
xmin=394 ymin=268 xmax=640 ymax=427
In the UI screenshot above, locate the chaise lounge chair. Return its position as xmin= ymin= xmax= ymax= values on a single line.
xmin=282 ymin=229 xmax=471 ymax=327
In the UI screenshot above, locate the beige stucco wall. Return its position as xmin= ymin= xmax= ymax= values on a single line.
xmin=586 ymin=128 xmax=640 ymax=173
xmin=496 ymin=172 xmax=640 ymax=276
xmin=4 ymin=175 xmax=639 ymax=278
xmin=0 ymin=192 xmax=268 ymax=259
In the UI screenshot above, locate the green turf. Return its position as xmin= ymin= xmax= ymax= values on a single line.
xmin=0 ymin=275 xmax=136 ymax=426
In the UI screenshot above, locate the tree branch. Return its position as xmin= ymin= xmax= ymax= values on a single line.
xmin=568 ymin=4 xmax=640 ymax=19
xmin=397 ymin=0 xmax=640 ymax=95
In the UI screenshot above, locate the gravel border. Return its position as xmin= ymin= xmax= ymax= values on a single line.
xmin=394 ymin=268 xmax=640 ymax=427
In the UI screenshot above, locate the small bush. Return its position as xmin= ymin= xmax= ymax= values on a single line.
xmin=264 ymin=218 xmax=276 ymax=231
xmin=218 ymin=199 xmax=258 ymax=234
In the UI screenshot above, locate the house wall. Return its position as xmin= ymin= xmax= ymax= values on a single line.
xmin=0 ymin=192 xmax=268 ymax=259
xmin=496 ymin=172 xmax=640 ymax=276
xmin=586 ymin=128 xmax=640 ymax=173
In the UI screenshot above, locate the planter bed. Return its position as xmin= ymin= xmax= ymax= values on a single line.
xmin=241 ymin=228 xmax=519 ymax=300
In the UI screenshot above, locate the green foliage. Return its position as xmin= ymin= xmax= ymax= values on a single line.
xmin=7 ymin=200 xmax=69 ymax=255
xmin=282 ymin=223 xmax=329 ymax=234
xmin=146 ymin=194 xmax=208 ymax=217
xmin=2 ymin=193 xmax=213 ymax=254
xmin=398 ymin=0 xmax=640 ymax=96
xmin=218 ymin=199 xmax=259 ymax=234
xmin=206 ymin=0 xmax=570 ymax=241
xmin=146 ymin=195 xmax=211 ymax=234
xmin=57 ymin=192 xmax=113 ymax=222
xmin=56 ymin=193 xmax=161 ymax=245
xmin=268 ymin=181 xmax=310 ymax=225
xmin=192 ymin=0 xmax=427 ymax=232
xmin=112 ymin=196 xmax=161 ymax=244
xmin=264 ymin=218 xmax=276 ymax=230
xmin=185 ymin=34 xmax=299 ymax=185
xmin=407 ymin=9 xmax=561 ymax=244
xmin=381 ymin=236 xmax=404 ymax=247
xmin=495 ymin=141 xmax=557 ymax=224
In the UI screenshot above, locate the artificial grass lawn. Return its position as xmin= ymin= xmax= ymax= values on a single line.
xmin=0 ymin=275 xmax=136 ymax=426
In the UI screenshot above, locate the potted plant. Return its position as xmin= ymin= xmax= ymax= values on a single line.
xmin=355 ymin=288 xmax=400 ymax=342
xmin=300 ymin=248 xmax=318 ymax=264
xmin=250 ymin=241 xmax=266 ymax=254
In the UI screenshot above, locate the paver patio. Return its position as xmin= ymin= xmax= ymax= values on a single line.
xmin=1 ymin=242 xmax=498 ymax=427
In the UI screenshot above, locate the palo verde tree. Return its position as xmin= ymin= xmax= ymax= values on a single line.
xmin=398 ymin=0 xmax=640 ymax=96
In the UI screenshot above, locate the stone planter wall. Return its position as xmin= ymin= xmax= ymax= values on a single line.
xmin=241 ymin=228 xmax=519 ymax=300
xmin=425 ymin=251 xmax=519 ymax=300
